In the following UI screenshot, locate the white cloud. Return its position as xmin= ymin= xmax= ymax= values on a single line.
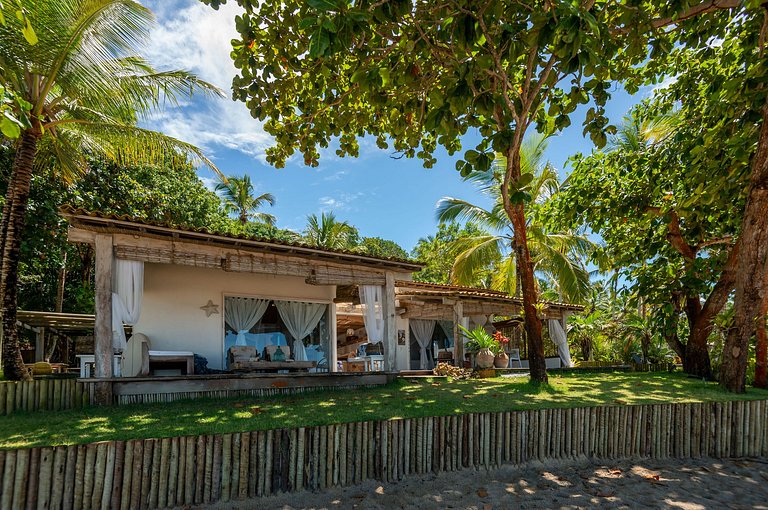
xmin=317 ymin=192 xmax=366 ymax=212
xmin=199 ymin=176 xmax=217 ymax=191
xmin=141 ymin=1 xmax=274 ymax=161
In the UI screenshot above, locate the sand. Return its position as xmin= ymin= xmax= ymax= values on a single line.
xmin=196 ymin=457 xmax=768 ymax=510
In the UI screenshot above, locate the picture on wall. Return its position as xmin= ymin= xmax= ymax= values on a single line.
xmin=397 ymin=329 xmax=406 ymax=345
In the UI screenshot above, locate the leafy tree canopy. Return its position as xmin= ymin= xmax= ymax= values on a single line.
xmin=411 ymin=222 xmax=489 ymax=285
xmin=359 ymin=236 xmax=408 ymax=259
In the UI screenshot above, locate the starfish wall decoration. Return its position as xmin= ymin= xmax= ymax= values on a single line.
xmin=200 ymin=300 xmax=220 ymax=317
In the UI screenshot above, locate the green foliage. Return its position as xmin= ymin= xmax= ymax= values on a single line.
xmin=437 ymin=135 xmax=594 ymax=301
xmin=303 ymin=211 xmax=359 ymax=250
xmin=215 ymin=174 xmax=276 ymax=225
xmin=0 ymin=146 xmax=231 ymax=313
xmin=411 ymin=222 xmax=488 ymax=284
xmin=218 ymin=0 xmax=632 ymax=172
xmin=459 ymin=325 xmax=496 ymax=353
xmin=0 ymin=0 xmax=223 ymax=179
xmin=359 ymin=237 xmax=408 ymax=259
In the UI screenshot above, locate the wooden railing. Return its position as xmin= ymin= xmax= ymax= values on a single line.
xmin=1 ymin=399 xmax=766 ymax=509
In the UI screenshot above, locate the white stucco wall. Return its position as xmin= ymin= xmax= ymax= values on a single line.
xmin=132 ymin=263 xmax=335 ymax=370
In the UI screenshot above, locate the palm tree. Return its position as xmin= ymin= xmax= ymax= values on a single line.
xmin=215 ymin=175 xmax=276 ymax=226
xmin=436 ymin=134 xmax=594 ymax=303
xmin=0 ymin=0 xmax=222 ymax=380
xmin=303 ymin=212 xmax=358 ymax=250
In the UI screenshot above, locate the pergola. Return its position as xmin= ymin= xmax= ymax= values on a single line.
xmin=16 ymin=310 xmax=95 ymax=362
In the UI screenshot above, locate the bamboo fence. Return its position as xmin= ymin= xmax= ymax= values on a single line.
xmin=0 ymin=380 xmax=95 ymax=415
xmin=0 ymin=399 xmax=766 ymax=509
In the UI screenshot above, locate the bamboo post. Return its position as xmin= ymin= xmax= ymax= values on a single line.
xmin=128 ymin=441 xmax=143 ymax=510
xmin=1 ymin=451 xmax=15 ymax=510
xmin=89 ymin=444 xmax=107 ymax=510
xmin=97 ymin=443 xmax=113 ymax=510
xmin=14 ymin=448 xmax=30 ymax=510
xmin=196 ymin=435 xmax=207 ymax=503
xmin=210 ymin=435 xmax=224 ymax=501
xmin=177 ymin=437 xmax=188 ymax=505
xmin=25 ymin=447 xmax=40 ymax=510
xmin=110 ymin=442 xmax=125 ymax=510
xmin=148 ymin=440 xmax=161 ymax=509
xmin=186 ymin=436 xmax=196 ymax=505
xmin=50 ymin=447 xmax=66 ymax=510
xmin=62 ymin=446 xmax=77 ymax=510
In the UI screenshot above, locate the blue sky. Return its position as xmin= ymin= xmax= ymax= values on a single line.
xmin=142 ymin=0 xmax=646 ymax=252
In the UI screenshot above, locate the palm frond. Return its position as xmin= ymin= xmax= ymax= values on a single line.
xmin=450 ymin=234 xmax=504 ymax=286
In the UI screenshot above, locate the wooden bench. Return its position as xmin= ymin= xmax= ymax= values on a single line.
xmin=129 ymin=333 xmax=194 ymax=376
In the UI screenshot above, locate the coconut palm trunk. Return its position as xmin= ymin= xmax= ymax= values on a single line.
xmin=503 ymin=146 xmax=547 ymax=384
xmin=1 ymin=127 xmax=41 ymax=380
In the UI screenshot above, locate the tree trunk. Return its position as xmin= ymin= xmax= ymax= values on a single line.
xmin=754 ymin=280 xmax=768 ymax=388
xmin=720 ymin=104 xmax=768 ymax=393
xmin=1 ymin=128 xmax=40 ymax=380
xmin=503 ymin=146 xmax=547 ymax=383
xmin=682 ymin=294 xmax=712 ymax=378
xmin=56 ymin=250 xmax=67 ymax=313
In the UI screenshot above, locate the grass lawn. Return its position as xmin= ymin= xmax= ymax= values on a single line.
xmin=1 ymin=371 xmax=767 ymax=449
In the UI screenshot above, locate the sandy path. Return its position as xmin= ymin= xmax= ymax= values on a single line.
xmin=196 ymin=457 xmax=768 ymax=510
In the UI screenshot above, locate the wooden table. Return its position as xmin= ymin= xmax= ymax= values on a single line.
xmin=230 ymin=361 xmax=317 ymax=373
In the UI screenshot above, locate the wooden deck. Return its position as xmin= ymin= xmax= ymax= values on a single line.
xmin=85 ymin=372 xmax=397 ymax=405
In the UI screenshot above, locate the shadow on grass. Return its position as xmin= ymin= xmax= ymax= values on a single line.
xmin=1 ymin=372 xmax=767 ymax=449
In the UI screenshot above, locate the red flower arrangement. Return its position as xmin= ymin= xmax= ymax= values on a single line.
xmin=492 ymin=331 xmax=510 ymax=354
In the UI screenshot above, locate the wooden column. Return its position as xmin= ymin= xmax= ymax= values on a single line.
xmin=383 ymin=272 xmax=397 ymax=372
xmin=453 ymin=301 xmax=464 ymax=367
xmin=94 ymin=234 xmax=114 ymax=404
xmin=329 ymin=292 xmax=338 ymax=372
xmin=35 ymin=329 xmax=45 ymax=362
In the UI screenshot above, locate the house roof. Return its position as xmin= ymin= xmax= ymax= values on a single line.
xmin=395 ymin=280 xmax=584 ymax=312
xmin=61 ymin=207 xmax=424 ymax=273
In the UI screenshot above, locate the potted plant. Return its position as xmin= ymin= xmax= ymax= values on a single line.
xmin=492 ymin=331 xmax=510 ymax=368
xmin=460 ymin=325 xmax=496 ymax=369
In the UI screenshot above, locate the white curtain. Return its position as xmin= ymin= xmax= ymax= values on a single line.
xmin=549 ymin=319 xmax=573 ymax=367
xmin=275 ymin=300 xmax=327 ymax=361
xmin=410 ymin=319 xmax=436 ymax=370
xmin=225 ymin=297 xmax=271 ymax=346
xmin=359 ymin=285 xmax=384 ymax=343
xmin=438 ymin=320 xmax=454 ymax=347
xmin=111 ymin=259 xmax=144 ymax=351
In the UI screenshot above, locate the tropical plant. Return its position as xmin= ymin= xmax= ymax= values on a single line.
xmin=568 ymin=312 xmax=607 ymax=362
xmin=459 ymin=325 xmax=496 ymax=354
xmin=303 ymin=211 xmax=358 ymax=250
xmin=0 ymin=0 xmax=222 ymax=380
xmin=436 ymin=135 xmax=594 ymax=303
xmin=215 ymin=174 xmax=276 ymax=226
xmin=621 ymin=312 xmax=655 ymax=363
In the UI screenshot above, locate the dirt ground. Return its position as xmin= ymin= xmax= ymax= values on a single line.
xmin=195 ymin=456 xmax=768 ymax=510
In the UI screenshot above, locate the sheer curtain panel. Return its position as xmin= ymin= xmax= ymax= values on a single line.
xmin=225 ymin=297 xmax=271 ymax=346
xmin=112 ymin=259 xmax=144 ymax=351
xmin=359 ymin=285 xmax=384 ymax=343
xmin=549 ymin=319 xmax=573 ymax=367
xmin=410 ymin=319 xmax=436 ymax=370
xmin=274 ymin=301 xmax=328 ymax=361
